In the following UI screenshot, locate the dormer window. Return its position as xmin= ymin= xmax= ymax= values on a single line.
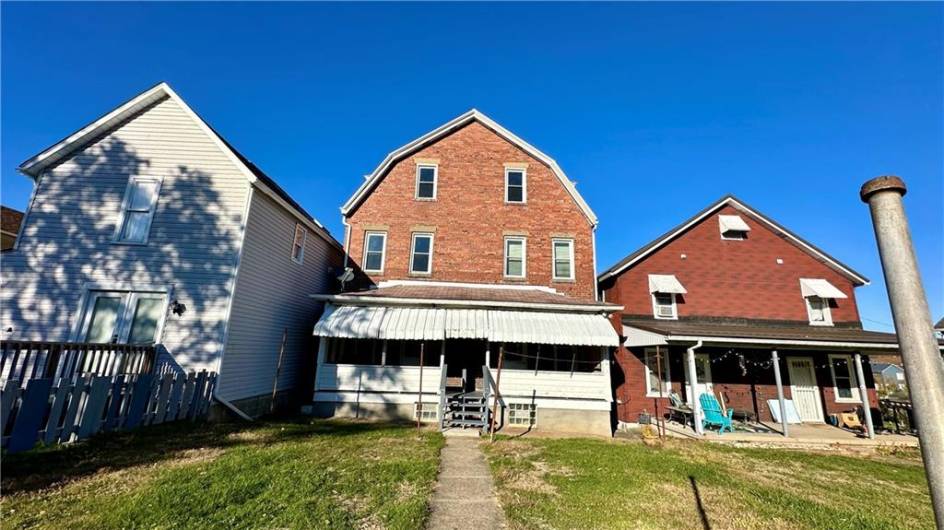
xmin=719 ymin=215 xmax=750 ymax=240
xmin=649 ymin=274 xmax=686 ymax=320
xmin=800 ymin=278 xmax=847 ymax=326
xmin=415 ymin=165 xmax=437 ymax=200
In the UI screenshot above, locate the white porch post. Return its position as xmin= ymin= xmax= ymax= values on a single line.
xmin=314 ymin=337 xmax=327 ymax=396
xmin=440 ymin=341 xmax=446 ymax=366
xmin=485 ymin=341 xmax=491 ymax=370
xmin=381 ymin=340 xmax=387 ymax=366
xmin=771 ymin=350 xmax=789 ymax=437
xmin=854 ymin=352 xmax=876 ymax=439
xmin=686 ymin=341 xmax=704 ymax=435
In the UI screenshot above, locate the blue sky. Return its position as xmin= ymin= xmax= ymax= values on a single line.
xmin=2 ymin=2 xmax=941 ymax=330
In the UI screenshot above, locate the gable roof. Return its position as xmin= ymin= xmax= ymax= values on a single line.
xmin=18 ymin=82 xmax=341 ymax=250
xmin=1 ymin=206 xmax=24 ymax=236
xmin=598 ymin=195 xmax=869 ymax=285
xmin=340 ymin=109 xmax=598 ymax=226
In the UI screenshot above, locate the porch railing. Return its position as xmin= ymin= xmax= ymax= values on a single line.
xmin=0 ymin=340 xmax=156 ymax=385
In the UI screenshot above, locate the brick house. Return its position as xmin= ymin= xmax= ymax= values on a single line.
xmin=598 ymin=195 xmax=905 ymax=436
xmin=310 ymin=110 xmax=621 ymax=435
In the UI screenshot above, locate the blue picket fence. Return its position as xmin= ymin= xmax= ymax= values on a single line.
xmin=0 ymin=370 xmax=217 ymax=453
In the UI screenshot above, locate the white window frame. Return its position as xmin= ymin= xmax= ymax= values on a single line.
xmin=652 ymin=293 xmax=678 ymax=320
xmin=805 ymin=296 xmax=833 ymax=326
xmin=504 ymin=236 xmax=527 ymax=278
xmin=551 ymin=238 xmax=575 ymax=281
xmin=828 ymin=354 xmax=861 ymax=403
xmin=644 ymin=348 xmax=671 ymax=398
xmin=505 ymin=168 xmax=527 ymax=204
xmin=72 ymin=286 xmax=169 ymax=345
xmin=113 ymin=176 xmax=163 ymax=245
xmin=415 ymin=164 xmax=438 ymax=200
xmin=291 ymin=223 xmax=307 ymax=264
xmin=409 ymin=232 xmax=434 ymax=275
xmin=363 ymin=231 xmax=387 ymax=274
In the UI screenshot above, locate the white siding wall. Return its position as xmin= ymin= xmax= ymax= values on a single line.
xmin=1 ymin=95 xmax=249 ymax=372
xmin=488 ymin=368 xmax=612 ymax=410
xmin=218 ymin=191 xmax=342 ymax=402
xmin=314 ymin=364 xmax=443 ymax=404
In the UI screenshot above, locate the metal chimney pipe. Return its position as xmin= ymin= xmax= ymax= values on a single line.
xmin=860 ymin=175 xmax=944 ymax=528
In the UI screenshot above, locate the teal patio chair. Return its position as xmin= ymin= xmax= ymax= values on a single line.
xmin=699 ymin=393 xmax=734 ymax=434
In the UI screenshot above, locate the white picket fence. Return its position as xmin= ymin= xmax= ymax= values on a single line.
xmin=1 ymin=370 xmax=217 ymax=453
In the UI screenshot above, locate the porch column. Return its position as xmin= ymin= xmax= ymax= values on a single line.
xmin=771 ymin=350 xmax=789 ymax=438
xmin=485 ymin=341 xmax=490 ymax=371
xmin=440 ymin=341 xmax=446 ymax=366
xmin=314 ymin=337 xmax=327 ymax=395
xmin=686 ymin=341 xmax=704 ymax=435
xmin=854 ymin=352 xmax=876 ymax=439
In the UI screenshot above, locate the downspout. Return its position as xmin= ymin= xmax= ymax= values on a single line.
xmin=340 ymin=215 xmax=352 ymax=291
xmin=591 ymin=224 xmax=600 ymax=301
xmin=686 ymin=340 xmax=704 ymax=435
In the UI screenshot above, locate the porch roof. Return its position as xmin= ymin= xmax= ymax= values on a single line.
xmin=313 ymin=303 xmax=620 ymax=346
xmin=620 ymin=319 xmax=929 ymax=351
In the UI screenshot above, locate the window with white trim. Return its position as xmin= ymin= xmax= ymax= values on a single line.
xmin=78 ymin=290 xmax=166 ymax=345
xmin=504 ymin=237 xmax=526 ymax=278
xmin=644 ymin=348 xmax=671 ymax=397
xmin=410 ymin=233 xmax=434 ymax=274
xmin=508 ymin=403 xmax=536 ymax=426
xmin=415 ymin=165 xmax=437 ymax=200
xmin=828 ymin=354 xmax=860 ymax=402
xmin=115 ymin=177 xmax=161 ymax=244
xmin=363 ymin=232 xmax=387 ymax=273
xmin=292 ymin=223 xmax=307 ymax=264
xmin=806 ymin=296 xmax=832 ymax=326
xmin=652 ymin=293 xmax=677 ymax=320
xmin=552 ymin=239 xmax=574 ymax=280
xmin=505 ymin=168 xmax=526 ymax=203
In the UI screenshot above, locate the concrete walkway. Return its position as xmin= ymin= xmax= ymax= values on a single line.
xmin=427 ymin=435 xmax=506 ymax=529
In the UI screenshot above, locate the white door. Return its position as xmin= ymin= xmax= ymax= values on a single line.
xmin=689 ymin=353 xmax=714 ymax=403
xmin=787 ymin=357 xmax=824 ymax=422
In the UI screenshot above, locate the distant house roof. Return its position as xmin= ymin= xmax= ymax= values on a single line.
xmin=598 ymin=195 xmax=869 ymax=285
xmin=312 ymin=281 xmax=621 ymax=313
xmin=936 ymin=317 xmax=944 ymax=331
xmin=870 ymin=362 xmax=902 ymax=374
xmin=17 ymin=82 xmax=341 ymax=250
xmin=1 ymin=206 xmax=24 ymax=236
xmin=340 ymin=109 xmax=598 ymax=226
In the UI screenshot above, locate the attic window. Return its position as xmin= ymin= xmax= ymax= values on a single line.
xmin=719 ymin=215 xmax=750 ymax=240
xmin=415 ymin=165 xmax=437 ymax=200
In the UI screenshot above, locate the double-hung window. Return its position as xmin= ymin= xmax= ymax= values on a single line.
xmin=363 ymin=232 xmax=387 ymax=273
xmin=644 ymin=348 xmax=671 ymax=397
xmin=292 ymin=223 xmax=307 ymax=264
xmin=828 ymin=354 xmax=860 ymax=402
xmin=115 ymin=177 xmax=161 ymax=244
xmin=410 ymin=233 xmax=434 ymax=275
xmin=415 ymin=165 xmax=437 ymax=200
xmin=652 ymin=293 xmax=677 ymax=319
xmin=552 ymin=239 xmax=574 ymax=281
xmin=806 ymin=296 xmax=832 ymax=325
xmin=504 ymin=237 xmax=526 ymax=278
xmin=78 ymin=290 xmax=167 ymax=345
xmin=505 ymin=168 xmax=526 ymax=203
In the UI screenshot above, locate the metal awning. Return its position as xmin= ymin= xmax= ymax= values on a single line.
xmin=799 ymin=278 xmax=847 ymax=299
xmin=314 ymin=304 xmax=619 ymax=346
xmin=718 ymin=214 xmax=751 ymax=233
xmin=648 ymin=274 xmax=687 ymax=294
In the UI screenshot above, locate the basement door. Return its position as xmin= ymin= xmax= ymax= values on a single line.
xmin=787 ymin=357 xmax=824 ymax=422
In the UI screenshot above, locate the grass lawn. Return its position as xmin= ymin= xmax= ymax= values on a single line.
xmin=484 ymin=436 xmax=932 ymax=530
xmin=2 ymin=418 xmax=444 ymax=530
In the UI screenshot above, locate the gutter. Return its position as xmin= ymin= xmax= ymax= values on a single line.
xmin=310 ymin=293 xmax=624 ymax=313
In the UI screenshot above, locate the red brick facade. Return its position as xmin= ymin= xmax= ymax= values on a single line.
xmin=346 ymin=120 xmax=597 ymax=300
xmin=601 ymin=200 xmax=879 ymax=425
xmin=601 ymin=204 xmax=860 ymax=324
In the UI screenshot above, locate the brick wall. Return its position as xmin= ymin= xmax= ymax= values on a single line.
xmin=346 ymin=121 xmax=596 ymax=300
xmin=601 ymin=204 xmax=861 ymax=323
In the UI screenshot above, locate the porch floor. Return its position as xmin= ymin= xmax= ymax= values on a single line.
xmin=662 ymin=420 xmax=919 ymax=448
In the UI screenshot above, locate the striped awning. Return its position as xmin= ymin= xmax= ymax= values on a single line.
xmin=313 ymin=304 xmax=618 ymax=346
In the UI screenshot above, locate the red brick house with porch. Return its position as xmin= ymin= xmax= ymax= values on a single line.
xmin=599 ymin=195 xmax=903 ymax=436
xmin=310 ymin=110 xmax=620 ymax=435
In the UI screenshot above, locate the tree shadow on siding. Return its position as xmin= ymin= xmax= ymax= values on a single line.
xmin=2 ymin=132 xmax=242 ymax=375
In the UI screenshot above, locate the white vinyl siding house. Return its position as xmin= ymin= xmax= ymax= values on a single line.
xmin=1 ymin=83 xmax=343 ymax=418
